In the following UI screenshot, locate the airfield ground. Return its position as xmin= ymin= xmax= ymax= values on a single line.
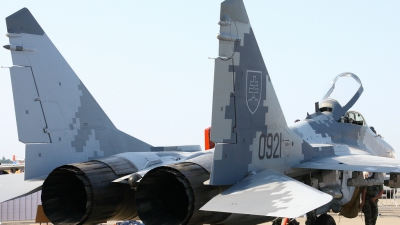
xmin=1 ymin=197 xmax=400 ymax=225
xmin=274 ymin=204 xmax=400 ymax=224
xmin=260 ymin=197 xmax=400 ymax=224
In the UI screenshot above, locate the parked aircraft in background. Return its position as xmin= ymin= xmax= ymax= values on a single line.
xmin=0 ymin=164 xmax=24 ymax=174
xmin=0 ymin=155 xmax=25 ymax=174
xmin=12 ymin=154 xmax=25 ymax=164
xmin=2 ymin=0 xmax=400 ymax=225
xmin=0 ymin=155 xmax=38 ymax=204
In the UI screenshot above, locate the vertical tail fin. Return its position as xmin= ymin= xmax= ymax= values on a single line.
xmin=210 ymin=0 xmax=288 ymax=185
xmin=5 ymin=8 xmax=152 ymax=179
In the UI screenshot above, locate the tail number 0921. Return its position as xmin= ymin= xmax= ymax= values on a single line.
xmin=258 ymin=133 xmax=282 ymax=159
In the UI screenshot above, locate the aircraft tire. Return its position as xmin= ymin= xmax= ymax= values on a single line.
xmin=314 ymin=214 xmax=336 ymax=225
xmin=271 ymin=218 xmax=281 ymax=225
xmin=287 ymin=219 xmax=299 ymax=225
xmin=273 ymin=218 xmax=299 ymax=225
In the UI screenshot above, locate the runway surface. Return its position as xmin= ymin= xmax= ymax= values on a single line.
xmin=261 ymin=197 xmax=400 ymax=224
xmin=1 ymin=197 xmax=400 ymax=225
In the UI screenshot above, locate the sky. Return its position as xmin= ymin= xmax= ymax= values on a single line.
xmin=0 ymin=1 xmax=400 ymax=160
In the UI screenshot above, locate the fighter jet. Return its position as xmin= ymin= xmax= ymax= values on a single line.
xmin=200 ymin=0 xmax=400 ymax=224
xmin=3 ymin=1 xmax=400 ymax=225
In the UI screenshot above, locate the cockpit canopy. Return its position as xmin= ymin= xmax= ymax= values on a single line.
xmin=318 ymin=72 xmax=363 ymax=121
xmin=319 ymin=97 xmax=367 ymax=126
xmin=340 ymin=111 xmax=366 ymax=126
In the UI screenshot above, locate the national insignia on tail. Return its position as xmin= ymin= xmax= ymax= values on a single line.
xmin=246 ymin=70 xmax=262 ymax=114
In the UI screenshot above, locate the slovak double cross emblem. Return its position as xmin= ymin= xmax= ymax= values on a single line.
xmin=246 ymin=70 xmax=262 ymax=114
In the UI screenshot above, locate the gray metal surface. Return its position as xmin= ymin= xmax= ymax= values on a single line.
xmin=5 ymin=8 xmax=153 ymax=180
xmin=95 ymin=155 xmax=139 ymax=176
xmin=9 ymin=67 xmax=50 ymax=143
xmin=220 ymin=0 xmax=249 ymax=24
xmin=202 ymin=169 xmax=332 ymax=218
xmin=210 ymin=0 xmax=288 ymax=185
xmin=6 ymin=8 xmax=44 ymax=35
xmin=294 ymin=154 xmax=400 ymax=173
xmin=205 ymin=0 xmax=400 ymax=220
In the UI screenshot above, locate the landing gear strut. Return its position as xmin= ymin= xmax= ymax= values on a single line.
xmin=306 ymin=211 xmax=317 ymax=225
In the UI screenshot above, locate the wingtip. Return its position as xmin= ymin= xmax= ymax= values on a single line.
xmin=6 ymin=7 xmax=44 ymax=35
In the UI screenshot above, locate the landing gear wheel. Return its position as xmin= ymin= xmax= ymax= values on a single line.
xmin=314 ymin=214 xmax=336 ymax=225
xmin=271 ymin=218 xmax=282 ymax=225
xmin=306 ymin=211 xmax=316 ymax=225
xmin=272 ymin=218 xmax=299 ymax=225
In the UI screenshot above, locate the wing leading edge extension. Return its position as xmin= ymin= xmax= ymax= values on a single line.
xmin=294 ymin=153 xmax=400 ymax=173
xmin=201 ymin=169 xmax=332 ymax=218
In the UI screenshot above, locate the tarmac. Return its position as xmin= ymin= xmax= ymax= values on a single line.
xmin=261 ymin=197 xmax=400 ymax=224
xmin=1 ymin=198 xmax=400 ymax=225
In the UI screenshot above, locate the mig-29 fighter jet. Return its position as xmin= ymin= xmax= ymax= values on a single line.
xmin=199 ymin=0 xmax=400 ymax=225
xmin=3 ymin=0 xmax=400 ymax=225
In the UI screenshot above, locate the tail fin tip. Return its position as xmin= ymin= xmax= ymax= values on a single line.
xmin=6 ymin=8 xmax=44 ymax=35
xmin=221 ymin=0 xmax=249 ymax=24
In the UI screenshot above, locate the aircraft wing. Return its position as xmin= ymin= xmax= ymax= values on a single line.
xmin=294 ymin=154 xmax=400 ymax=173
xmin=201 ymin=169 xmax=332 ymax=218
xmin=0 ymin=173 xmax=43 ymax=203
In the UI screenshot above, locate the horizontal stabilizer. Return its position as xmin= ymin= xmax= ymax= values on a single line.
xmin=201 ymin=169 xmax=332 ymax=218
xmin=294 ymin=154 xmax=400 ymax=173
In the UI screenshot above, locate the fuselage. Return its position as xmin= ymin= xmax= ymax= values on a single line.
xmin=290 ymin=111 xmax=394 ymax=159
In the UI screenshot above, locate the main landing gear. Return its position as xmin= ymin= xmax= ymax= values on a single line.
xmin=314 ymin=214 xmax=336 ymax=225
xmin=306 ymin=211 xmax=336 ymax=225
xmin=274 ymin=212 xmax=336 ymax=225
xmin=272 ymin=218 xmax=299 ymax=225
